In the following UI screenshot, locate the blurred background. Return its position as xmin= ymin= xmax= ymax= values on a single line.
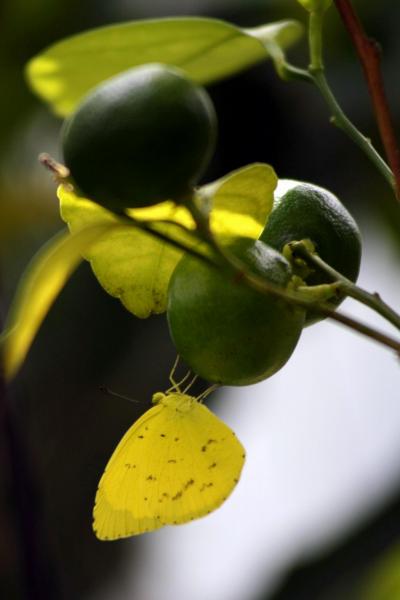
xmin=1 ymin=0 xmax=400 ymax=598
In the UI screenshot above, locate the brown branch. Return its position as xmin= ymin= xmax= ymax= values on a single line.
xmin=334 ymin=0 xmax=400 ymax=200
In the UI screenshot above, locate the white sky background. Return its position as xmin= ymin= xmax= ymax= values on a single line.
xmin=92 ymin=218 xmax=400 ymax=600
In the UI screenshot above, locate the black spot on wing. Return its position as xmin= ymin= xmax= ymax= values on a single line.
xmin=172 ymin=479 xmax=195 ymax=501
xmin=201 ymin=438 xmax=217 ymax=452
xmin=199 ymin=482 xmax=214 ymax=492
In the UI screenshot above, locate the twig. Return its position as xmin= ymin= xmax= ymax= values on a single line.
xmin=118 ymin=212 xmax=218 ymax=268
xmin=37 ymin=167 xmax=400 ymax=359
xmin=310 ymin=69 xmax=394 ymax=190
xmin=291 ymin=241 xmax=400 ymax=332
xmin=184 ymin=196 xmax=400 ymax=357
xmin=334 ymin=0 xmax=400 ymax=200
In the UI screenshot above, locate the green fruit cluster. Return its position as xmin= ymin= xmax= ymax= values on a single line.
xmin=60 ymin=63 xmax=362 ymax=387
xmin=167 ymin=181 xmax=362 ymax=385
xmin=62 ymin=63 xmax=217 ymax=211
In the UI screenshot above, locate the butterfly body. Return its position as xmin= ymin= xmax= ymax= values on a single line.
xmin=93 ymin=391 xmax=245 ymax=540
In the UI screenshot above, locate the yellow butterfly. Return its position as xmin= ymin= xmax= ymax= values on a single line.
xmin=93 ymin=374 xmax=245 ymax=540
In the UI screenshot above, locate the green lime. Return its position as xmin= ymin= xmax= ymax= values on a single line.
xmin=62 ymin=63 xmax=217 ymax=210
xmin=260 ymin=179 xmax=362 ymax=323
xmin=167 ymin=238 xmax=305 ymax=386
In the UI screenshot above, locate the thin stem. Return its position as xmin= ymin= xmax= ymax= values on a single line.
xmin=291 ymin=241 xmax=400 ymax=331
xmin=320 ymin=310 xmax=400 ymax=354
xmin=334 ymin=0 xmax=400 ymax=200
xmin=309 ymin=11 xmax=325 ymax=70
xmin=46 ymin=180 xmax=400 ymax=357
xmin=310 ymin=68 xmax=395 ymax=190
xmin=235 ymin=263 xmax=400 ymax=355
xmin=183 ymin=195 xmax=400 ymax=356
xmin=262 ymin=40 xmax=313 ymax=83
xmin=118 ymin=212 xmax=218 ymax=269
xmin=300 ymin=2 xmax=396 ymax=192
xmin=265 ymin=4 xmax=395 ymax=193
xmin=279 ymin=62 xmax=313 ymax=83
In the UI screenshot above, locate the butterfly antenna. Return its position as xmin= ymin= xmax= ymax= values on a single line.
xmin=182 ymin=374 xmax=198 ymax=394
xmin=99 ymin=385 xmax=140 ymax=404
xmin=196 ymin=384 xmax=219 ymax=403
xmin=166 ymin=369 xmax=192 ymax=393
xmin=168 ymin=354 xmax=180 ymax=389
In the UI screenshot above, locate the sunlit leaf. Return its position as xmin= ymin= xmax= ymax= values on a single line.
xmin=58 ymin=163 xmax=277 ymax=318
xmin=246 ymin=20 xmax=304 ymax=51
xmin=26 ymin=17 xmax=303 ymax=116
xmin=59 ymin=187 xmax=198 ymax=318
xmin=206 ymin=163 xmax=277 ymax=239
xmin=1 ymin=224 xmax=115 ymax=381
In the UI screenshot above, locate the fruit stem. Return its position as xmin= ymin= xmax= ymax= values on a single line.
xmin=108 ymin=198 xmax=400 ymax=356
xmin=291 ymin=240 xmax=400 ymax=331
xmin=221 ymin=246 xmax=400 ymax=355
xmin=183 ymin=194 xmax=400 ymax=356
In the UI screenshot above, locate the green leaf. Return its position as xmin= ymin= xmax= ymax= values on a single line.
xmin=246 ymin=20 xmax=304 ymax=51
xmin=59 ymin=187 xmax=197 ymax=318
xmin=1 ymin=224 xmax=115 ymax=381
xmin=58 ymin=163 xmax=277 ymax=318
xmin=206 ymin=163 xmax=277 ymax=239
xmin=26 ymin=17 xmax=303 ymax=116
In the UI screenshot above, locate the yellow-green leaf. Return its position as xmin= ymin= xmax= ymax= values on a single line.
xmin=206 ymin=163 xmax=278 ymax=239
xmin=59 ymin=187 xmax=198 ymax=318
xmin=26 ymin=17 xmax=303 ymax=116
xmin=246 ymin=20 xmax=304 ymax=51
xmin=1 ymin=224 xmax=115 ymax=381
xmin=58 ymin=163 xmax=277 ymax=318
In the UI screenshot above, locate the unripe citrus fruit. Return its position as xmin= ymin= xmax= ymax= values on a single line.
xmin=62 ymin=63 xmax=217 ymax=210
xmin=260 ymin=180 xmax=362 ymax=322
xmin=167 ymin=238 xmax=305 ymax=386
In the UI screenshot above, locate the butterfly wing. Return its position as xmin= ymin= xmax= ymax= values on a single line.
xmin=93 ymin=404 xmax=166 ymax=540
xmin=93 ymin=396 xmax=245 ymax=540
xmin=153 ymin=398 xmax=245 ymax=528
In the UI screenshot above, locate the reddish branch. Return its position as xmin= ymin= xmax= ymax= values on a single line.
xmin=334 ymin=0 xmax=400 ymax=200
